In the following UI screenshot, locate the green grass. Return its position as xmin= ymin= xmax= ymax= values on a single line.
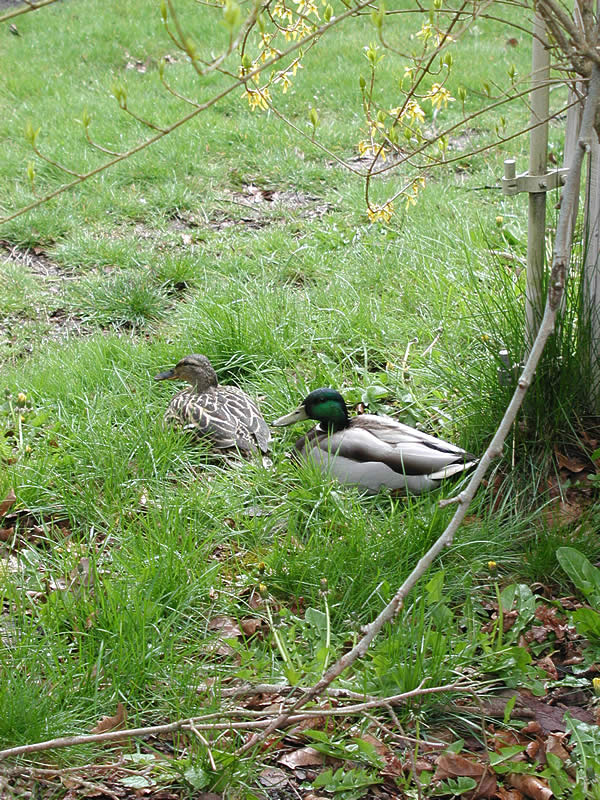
xmin=0 ymin=0 xmax=598 ymax=796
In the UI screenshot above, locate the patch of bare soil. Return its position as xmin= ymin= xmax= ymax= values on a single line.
xmin=166 ymin=185 xmax=332 ymax=233
xmin=215 ymin=185 xmax=332 ymax=230
xmin=231 ymin=183 xmax=331 ymax=215
xmin=0 ymin=242 xmax=90 ymax=346
xmin=0 ymin=240 xmax=74 ymax=293
xmin=447 ymin=127 xmax=483 ymax=151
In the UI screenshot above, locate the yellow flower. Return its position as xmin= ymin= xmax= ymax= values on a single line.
xmin=593 ymin=678 xmax=600 ymax=696
xmin=408 ymin=101 xmax=425 ymax=123
xmin=427 ymin=83 xmax=454 ymax=110
xmin=404 ymin=177 xmax=426 ymax=209
xmin=244 ymin=88 xmax=271 ymax=110
xmin=416 ymin=22 xmax=433 ymax=42
xmin=367 ymin=202 xmax=394 ymax=223
xmin=16 ymin=392 xmax=27 ymax=407
xmin=278 ymin=72 xmax=292 ymax=93
xmin=294 ymin=0 xmax=319 ymax=16
xmin=488 ymin=560 xmax=497 ymax=571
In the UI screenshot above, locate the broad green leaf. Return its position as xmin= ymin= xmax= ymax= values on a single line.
xmin=305 ymin=606 xmax=327 ymax=633
xmin=499 ymin=583 xmax=535 ymax=622
xmin=426 ymin=570 xmax=445 ymax=603
xmin=545 ymin=751 xmax=564 ymax=772
xmin=489 ymin=745 xmax=526 ymax=765
xmin=571 ymin=607 xmax=600 ymax=640
xmin=119 ymin=775 xmax=155 ymax=788
xmin=184 ymin=766 xmax=210 ymax=790
xmin=557 ymin=547 xmax=600 ymax=606
xmin=503 ymin=693 xmax=517 ymax=724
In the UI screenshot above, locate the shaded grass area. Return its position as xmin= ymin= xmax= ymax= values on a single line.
xmin=2 ymin=0 xmax=599 ymax=796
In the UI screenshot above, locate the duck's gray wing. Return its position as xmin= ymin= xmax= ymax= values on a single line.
xmin=337 ymin=416 xmax=477 ymax=475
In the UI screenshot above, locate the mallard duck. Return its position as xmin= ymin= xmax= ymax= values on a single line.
xmin=272 ymin=387 xmax=477 ymax=494
xmin=154 ymin=354 xmax=271 ymax=456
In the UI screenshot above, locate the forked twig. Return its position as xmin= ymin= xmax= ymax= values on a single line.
xmin=0 ymin=681 xmax=464 ymax=761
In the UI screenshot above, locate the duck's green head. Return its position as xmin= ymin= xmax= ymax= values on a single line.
xmin=272 ymin=388 xmax=349 ymax=431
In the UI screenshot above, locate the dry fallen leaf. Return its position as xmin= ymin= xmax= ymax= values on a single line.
xmin=278 ymin=746 xmax=324 ymax=769
xmin=259 ymin=767 xmax=289 ymax=788
xmin=239 ymin=617 xmax=263 ymax=636
xmin=506 ymin=772 xmax=552 ymax=800
xmin=433 ymin=752 xmax=497 ymax=798
xmin=496 ymin=787 xmax=524 ymax=800
xmin=91 ymin=702 xmax=127 ymax=734
xmin=359 ymin=733 xmax=405 ymax=777
xmin=545 ymin=732 xmax=570 ymax=762
xmin=0 ymin=489 xmax=16 ymax=519
xmin=208 ymin=615 xmax=242 ymax=638
xmin=536 ymin=655 xmax=559 ymax=680
xmin=554 ymin=447 xmax=589 ymax=474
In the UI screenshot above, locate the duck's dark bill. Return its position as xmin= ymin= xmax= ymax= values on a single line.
xmin=154 ymin=369 xmax=176 ymax=381
xmin=272 ymin=405 xmax=309 ymax=426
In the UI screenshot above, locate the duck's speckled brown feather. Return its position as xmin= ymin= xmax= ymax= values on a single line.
xmin=165 ymin=386 xmax=270 ymax=454
xmin=156 ymin=354 xmax=271 ymax=456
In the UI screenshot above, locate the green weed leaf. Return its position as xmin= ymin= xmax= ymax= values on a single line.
xmin=184 ymin=766 xmax=211 ymax=790
xmin=503 ymin=693 xmax=517 ymax=724
xmin=119 ymin=775 xmax=155 ymax=788
xmin=557 ymin=547 xmax=600 ymax=606
xmin=432 ymin=777 xmax=477 ymax=796
xmin=305 ymin=606 xmax=327 ymax=633
xmin=571 ymin=607 xmax=600 ymax=640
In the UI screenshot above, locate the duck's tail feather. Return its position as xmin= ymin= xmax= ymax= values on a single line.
xmin=429 ymin=459 xmax=479 ymax=481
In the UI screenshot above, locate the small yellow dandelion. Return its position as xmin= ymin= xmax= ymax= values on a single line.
xmin=16 ymin=392 xmax=27 ymax=407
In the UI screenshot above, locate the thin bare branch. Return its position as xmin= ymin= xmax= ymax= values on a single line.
xmin=0 ymin=682 xmax=466 ymax=761
xmin=0 ymin=0 xmax=59 ymax=24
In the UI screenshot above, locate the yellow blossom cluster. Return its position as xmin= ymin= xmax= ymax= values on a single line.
xmin=426 ymin=83 xmax=454 ymax=110
xmin=367 ymin=202 xmax=394 ymax=223
xmin=244 ymin=87 xmax=272 ymax=111
xmin=415 ymin=21 xmax=453 ymax=47
xmin=358 ymin=139 xmax=388 ymax=162
xmin=404 ymin=177 xmax=426 ymax=209
xmin=239 ymin=0 xmax=322 ymax=111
